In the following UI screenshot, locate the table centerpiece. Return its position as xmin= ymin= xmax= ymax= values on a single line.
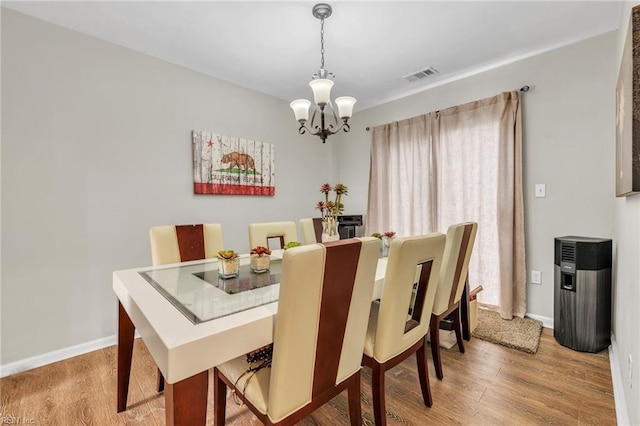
xmin=316 ymin=183 xmax=348 ymax=242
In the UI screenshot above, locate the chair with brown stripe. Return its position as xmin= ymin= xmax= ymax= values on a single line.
xmin=429 ymin=222 xmax=478 ymax=380
xmin=299 ymin=218 xmax=323 ymax=244
xmin=148 ymin=223 xmax=224 ymax=391
xmin=213 ymin=237 xmax=382 ymax=426
xmin=362 ymin=233 xmax=446 ymax=426
xmin=150 ymin=223 xmax=224 ymax=265
xmin=248 ymin=221 xmax=298 ymax=250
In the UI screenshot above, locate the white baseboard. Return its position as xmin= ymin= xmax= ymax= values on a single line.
xmin=609 ymin=333 xmax=631 ymax=426
xmin=0 ymin=332 xmax=139 ymax=379
xmin=525 ymin=313 xmax=553 ymax=329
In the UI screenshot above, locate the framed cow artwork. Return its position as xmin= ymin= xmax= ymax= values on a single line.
xmin=192 ymin=130 xmax=275 ymax=195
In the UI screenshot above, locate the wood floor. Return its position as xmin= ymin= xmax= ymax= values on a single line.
xmin=0 ymin=329 xmax=616 ymax=425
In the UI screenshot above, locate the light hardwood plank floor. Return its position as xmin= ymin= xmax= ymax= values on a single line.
xmin=0 ymin=329 xmax=616 ymax=425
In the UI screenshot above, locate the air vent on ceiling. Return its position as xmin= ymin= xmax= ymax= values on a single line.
xmin=403 ymin=66 xmax=439 ymax=82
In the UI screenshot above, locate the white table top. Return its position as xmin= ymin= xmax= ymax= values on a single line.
xmin=113 ymin=255 xmax=388 ymax=384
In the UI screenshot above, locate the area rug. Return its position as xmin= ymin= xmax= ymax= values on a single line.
xmin=472 ymin=308 xmax=543 ymax=354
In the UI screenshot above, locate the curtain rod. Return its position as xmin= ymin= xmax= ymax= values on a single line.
xmin=365 ymin=86 xmax=530 ymax=131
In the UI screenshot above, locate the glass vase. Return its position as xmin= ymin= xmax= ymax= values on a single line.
xmin=218 ymin=257 xmax=239 ymax=279
xmin=382 ymin=236 xmax=394 ymax=257
xmin=250 ymin=254 xmax=270 ymax=273
xmin=321 ymin=217 xmax=340 ymax=242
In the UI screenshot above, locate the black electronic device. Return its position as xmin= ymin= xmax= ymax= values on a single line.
xmin=554 ymin=236 xmax=612 ymax=353
xmin=337 ymin=215 xmax=363 ymax=239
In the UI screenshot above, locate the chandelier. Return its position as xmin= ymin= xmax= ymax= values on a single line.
xmin=290 ymin=3 xmax=356 ymax=144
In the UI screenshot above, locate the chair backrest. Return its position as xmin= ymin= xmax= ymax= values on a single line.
xmin=432 ymin=222 xmax=478 ymax=316
xmin=372 ymin=233 xmax=446 ymax=362
xmin=149 ymin=223 xmax=224 ymax=265
xmin=299 ymin=218 xmax=323 ymax=244
xmin=267 ymin=237 xmax=381 ymax=423
xmin=248 ymin=221 xmax=298 ymax=250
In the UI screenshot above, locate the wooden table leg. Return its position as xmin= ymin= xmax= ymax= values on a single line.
xmin=117 ymin=301 xmax=135 ymax=412
xmin=460 ymin=275 xmax=471 ymax=341
xmin=165 ymin=371 xmax=209 ymax=426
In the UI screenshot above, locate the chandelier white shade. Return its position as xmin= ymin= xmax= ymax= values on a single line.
xmin=335 ymin=96 xmax=357 ymax=118
xmin=309 ymin=79 xmax=334 ymax=105
xmin=290 ymin=99 xmax=312 ymax=122
xmin=290 ymin=3 xmax=356 ymax=143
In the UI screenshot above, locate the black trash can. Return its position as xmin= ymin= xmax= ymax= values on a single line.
xmin=553 ymin=236 xmax=612 ymax=353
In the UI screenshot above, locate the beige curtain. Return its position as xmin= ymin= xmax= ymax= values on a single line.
xmin=368 ymin=91 xmax=526 ymax=318
xmin=367 ymin=114 xmax=436 ymax=236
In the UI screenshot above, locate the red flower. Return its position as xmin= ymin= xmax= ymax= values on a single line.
xmin=250 ymin=246 xmax=271 ymax=256
xmin=320 ymin=183 xmax=332 ymax=194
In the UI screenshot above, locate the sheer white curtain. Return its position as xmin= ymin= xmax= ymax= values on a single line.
xmin=368 ymin=92 xmax=526 ymax=318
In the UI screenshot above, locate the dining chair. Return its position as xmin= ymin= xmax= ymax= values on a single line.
xmin=362 ymin=233 xmax=446 ymax=426
xmin=214 ymin=237 xmax=382 ymax=426
xmin=248 ymin=221 xmax=298 ymax=250
xmin=148 ymin=223 xmax=224 ymax=391
xmin=299 ymin=217 xmax=323 ymax=244
xmin=150 ymin=223 xmax=224 ymax=265
xmin=429 ymin=222 xmax=478 ymax=380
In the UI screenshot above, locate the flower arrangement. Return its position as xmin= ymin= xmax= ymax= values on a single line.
xmin=316 ymin=183 xmax=348 ymax=221
xmin=372 ymin=231 xmax=396 ymax=257
xmin=217 ymin=250 xmax=239 ymax=278
xmin=250 ymin=246 xmax=271 ymax=273
xmin=316 ymin=183 xmax=348 ymax=240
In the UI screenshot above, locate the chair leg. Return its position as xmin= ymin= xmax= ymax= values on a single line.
xmin=213 ymin=368 xmax=227 ymax=426
xmin=430 ymin=315 xmax=443 ymax=380
xmin=347 ymin=372 xmax=363 ymax=426
xmin=415 ymin=339 xmax=433 ymax=407
xmin=370 ymin=362 xmax=387 ymax=426
xmin=156 ymin=368 xmax=165 ymax=393
xmin=453 ymin=307 xmax=465 ymax=354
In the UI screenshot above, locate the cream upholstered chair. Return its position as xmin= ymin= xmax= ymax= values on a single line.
xmin=149 ymin=223 xmax=224 ymax=391
xmin=150 ymin=223 xmax=224 ymax=265
xmin=299 ymin=218 xmax=323 ymax=244
xmin=214 ymin=237 xmax=381 ymax=425
xmin=248 ymin=221 xmax=298 ymax=250
xmin=430 ymin=222 xmax=478 ymax=380
xmin=362 ymin=233 xmax=446 ymax=426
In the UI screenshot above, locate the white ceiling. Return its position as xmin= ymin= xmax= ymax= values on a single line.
xmin=3 ymin=1 xmax=623 ymax=110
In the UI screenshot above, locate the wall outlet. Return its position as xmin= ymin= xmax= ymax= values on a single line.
xmin=629 ymin=354 xmax=633 ymax=389
xmin=531 ymin=270 xmax=542 ymax=284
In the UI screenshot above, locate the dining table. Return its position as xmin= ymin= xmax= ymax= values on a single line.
xmin=113 ymin=249 xmax=469 ymax=425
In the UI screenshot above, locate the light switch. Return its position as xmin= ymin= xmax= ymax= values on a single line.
xmin=535 ymin=184 xmax=546 ymax=198
xmin=531 ymin=270 xmax=541 ymax=284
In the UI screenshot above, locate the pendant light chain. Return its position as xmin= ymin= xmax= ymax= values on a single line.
xmin=320 ymin=17 xmax=325 ymax=69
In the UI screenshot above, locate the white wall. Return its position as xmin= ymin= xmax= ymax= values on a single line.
xmin=340 ymin=31 xmax=617 ymax=323
xmin=613 ymin=3 xmax=640 ymax=425
xmin=1 ymin=9 xmax=331 ymax=365
xmin=340 ymin=28 xmax=640 ymax=424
